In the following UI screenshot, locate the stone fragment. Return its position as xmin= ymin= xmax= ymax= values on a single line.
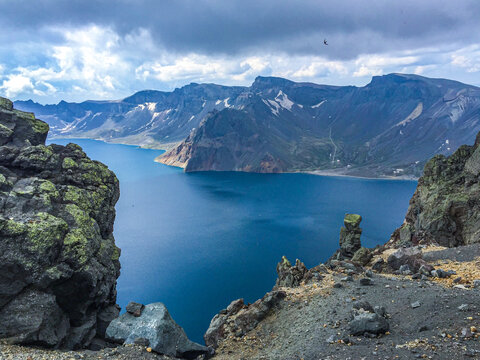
xmin=126 ymin=302 xmax=145 ymax=317
xmin=411 ymin=301 xmax=421 ymax=309
xmin=359 ymin=278 xmax=372 ymax=286
xmin=353 ymin=301 xmax=374 ymax=313
xmin=371 ymin=258 xmax=385 ymax=272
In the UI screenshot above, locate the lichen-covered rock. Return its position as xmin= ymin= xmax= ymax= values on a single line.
xmin=106 ymin=302 xmax=211 ymax=359
xmin=274 ymin=256 xmax=307 ymax=288
xmin=389 ymin=132 xmax=480 ymax=247
xmin=0 ymin=97 xmax=120 ymax=349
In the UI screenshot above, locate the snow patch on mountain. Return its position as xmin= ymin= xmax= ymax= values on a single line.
xmin=262 ymin=99 xmax=280 ymax=116
xmin=275 ymin=90 xmax=294 ymax=110
xmin=312 ymin=100 xmax=326 ymax=108
xmin=146 ymin=102 xmax=157 ymax=112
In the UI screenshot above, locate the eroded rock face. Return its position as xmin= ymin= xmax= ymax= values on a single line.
xmin=204 ymin=291 xmax=286 ymax=349
xmin=275 ymin=256 xmax=308 ymax=288
xmin=389 ymin=132 xmax=480 ymax=247
xmin=0 ymin=97 xmax=120 ymax=349
xmin=106 ymin=302 xmax=211 ymax=359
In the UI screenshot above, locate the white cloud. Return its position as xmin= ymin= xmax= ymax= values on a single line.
xmin=2 ymin=24 xmax=480 ymax=103
xmin=353 ymin=55 xmax=419 ymax=77
xmin=1 ymin=25 xmax=132 ymax=100
xmin=0 ymin=74 xmax=34 ymax=97
xmin=451 ymin=45 xmax=480 ymax=73
xmin=291 ymin=60 xmax=348 ymax=79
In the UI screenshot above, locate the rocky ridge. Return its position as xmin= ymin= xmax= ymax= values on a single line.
xmin=0 ymin=97 xmax=121 ymax=349
xmin=158 ymin=74 xmax=480 ymax=177
xmin=15 ymin=74 xmax=480 ymax=177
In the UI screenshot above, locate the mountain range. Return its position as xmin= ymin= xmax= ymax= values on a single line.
xmin=15 ymin=73 xmax=480 ymax=177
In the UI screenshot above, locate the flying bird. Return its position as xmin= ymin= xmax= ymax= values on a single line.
xmin=324 ymin=39 xmax=328 ymax=45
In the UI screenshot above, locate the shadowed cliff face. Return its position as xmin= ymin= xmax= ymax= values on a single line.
xmin=389 ymin=132 xmax=480 ymax=247
xmin=0 ymin=97 xmax=121 ymax=349
xmin=157 ymin=74 xmax=480 ymax=177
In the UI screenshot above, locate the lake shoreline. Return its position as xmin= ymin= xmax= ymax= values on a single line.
xmin=49 ymin=136 xmax=419 ymax=181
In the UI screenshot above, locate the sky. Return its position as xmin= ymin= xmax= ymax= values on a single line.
xmin=1 ymin=0 xmax=480 ymax=103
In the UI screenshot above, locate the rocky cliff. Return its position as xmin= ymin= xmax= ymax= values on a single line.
xmin=0 ymin=97 xmax=121 ymax=349
xmin=389 ymin=131 xmax=480 ymax=247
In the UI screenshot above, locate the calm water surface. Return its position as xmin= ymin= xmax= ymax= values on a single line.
xmin=50 ymin=139 xmax=417 ymax=343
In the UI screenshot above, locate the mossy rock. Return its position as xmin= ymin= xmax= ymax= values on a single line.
xmin=0 ymin=97 xmax=13 ymax=111
xmin=344 ymin=214 xmax=362 ymax=230
xmin=62 ymin=157 xmax=78 ymax=169
xmin=0 ymin=96 xmax=121 ymax=349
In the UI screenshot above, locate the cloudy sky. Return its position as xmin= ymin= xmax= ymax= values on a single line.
xmin=1 ymin=0 xmax=480 ymax=103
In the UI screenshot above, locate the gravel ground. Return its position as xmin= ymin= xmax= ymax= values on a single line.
xmin=0 ymin=343 xmax=176 ymax=360
xmin=212 ymin=246 xmax=480 ymax=360
xmin=423 ymin=244 xmax=480 ymax=263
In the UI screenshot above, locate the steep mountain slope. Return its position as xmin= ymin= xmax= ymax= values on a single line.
xmin=15 ymin=74 xmax=480 ymax=177
xmin=159 ymin=74 xmax=480 ymax=176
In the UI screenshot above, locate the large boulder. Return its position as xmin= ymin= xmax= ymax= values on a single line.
xmin=389 ymin=132 xmax=480 ymax=247
xmin=106 ymin=302 xmax=211 ymax=359
xmin=0 ymin=97 xmax=120 ymax=349
xmin=387 ymin=247 xmax=423 ymax=271
xmin=349 ymin=311 xmax=389 ymax=336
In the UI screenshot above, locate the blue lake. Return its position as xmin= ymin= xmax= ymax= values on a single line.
xmin=49 ymin=138 xmax=417 ymax=343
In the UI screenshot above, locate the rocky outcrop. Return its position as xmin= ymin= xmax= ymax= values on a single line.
xmin=389 ymin=131 xmax=480 ymax=247
xmin=274 ymin=256 xmax=308 ymax=288
xmin=204 ymin=291 xmax=286 ymax=349
xmin=0 ymin=97 xmax=120 ymax=349
xmin=329 ymin=214 xmax=365 ymax=262
xmin=106 ymin=302 xmax=212 ymax=359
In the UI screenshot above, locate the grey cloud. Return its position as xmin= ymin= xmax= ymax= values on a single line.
xmin=1 ymin=0 xmax=480 ymax=59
